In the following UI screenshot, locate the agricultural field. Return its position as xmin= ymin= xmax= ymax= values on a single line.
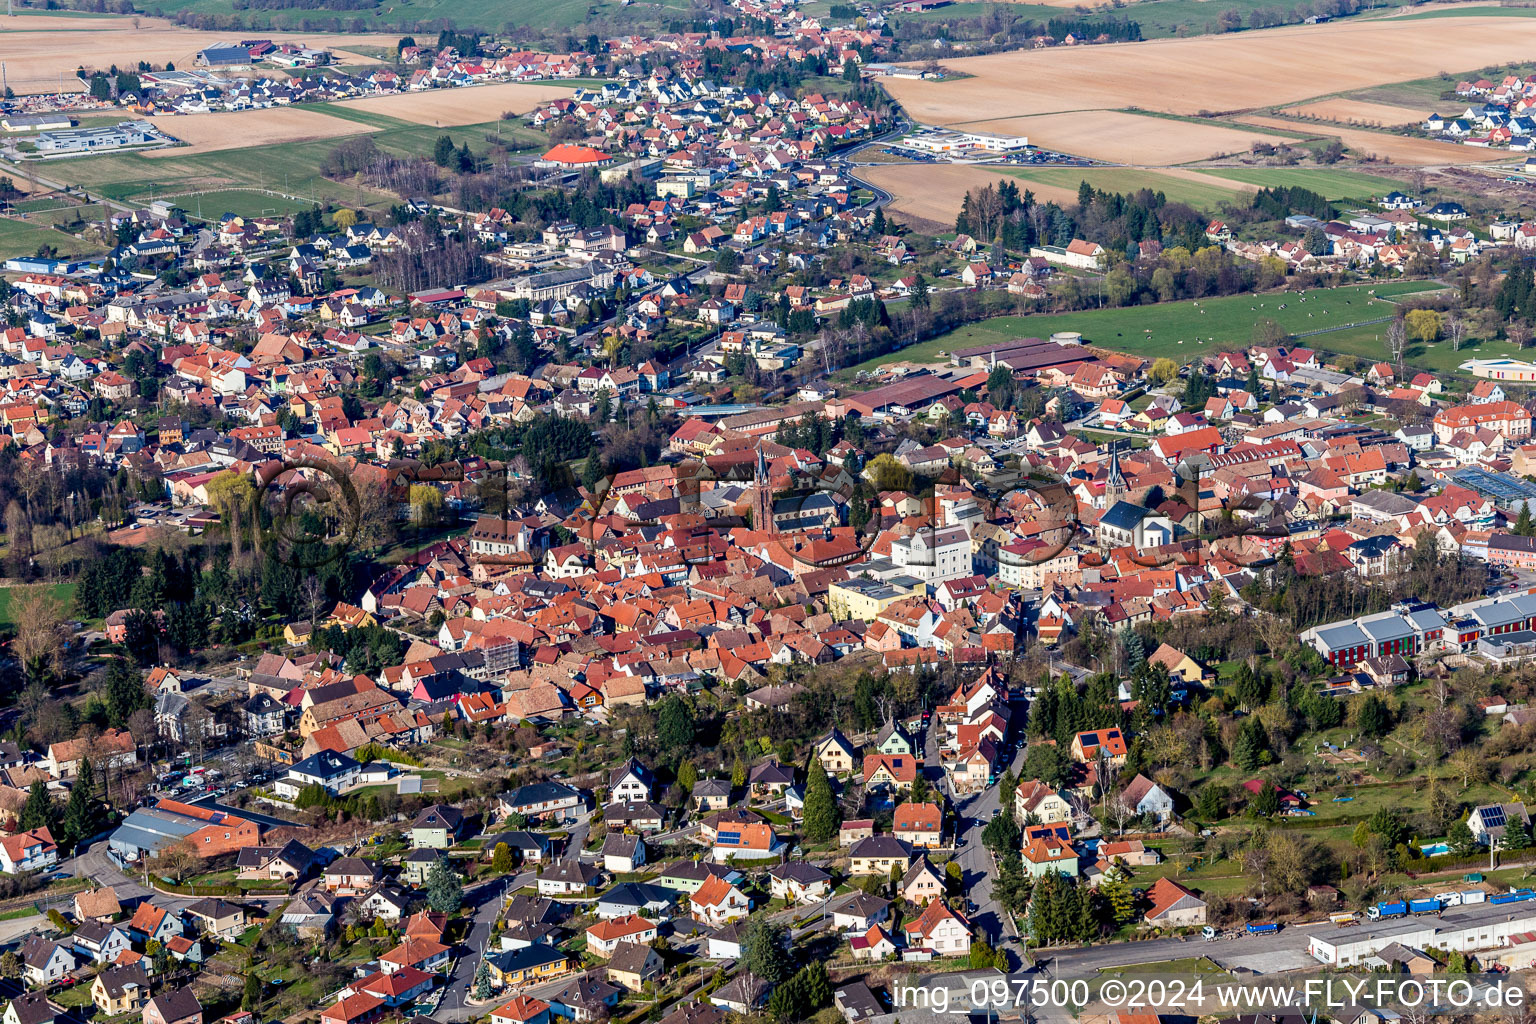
xmin=860 ymin=163 xmax=1024 ymax=228
xmin=881 ymin=16 xmax=1536 ymax=122
xmin=962 ymin=110 xmax=1297 ymax=165
xmin=130 ymin=0 xmax=691 ymax=33
xmin=1279 ymin=98 xmax=1428 ymax=127
xmin=1200 ymin=166 xmax=1403 ymax=199
xmin=842 ymin=281 xmax=1444 ymax=374
xmin=0 ymin=14 xmax=395 ymax=94
xmin=1233 ymin=114 xmax=1501 ymax=165
xmin=331 ymin=82 xmax=576 ymax=126
xmin=145 ymin=108 xmax=376 ymax=157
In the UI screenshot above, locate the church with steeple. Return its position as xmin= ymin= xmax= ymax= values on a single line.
xmin=1102 ymin=441 xmax=1127 ymax=508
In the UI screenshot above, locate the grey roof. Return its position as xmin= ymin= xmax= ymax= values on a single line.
xmin=848 ymin=835 xmax=914 ymax=860
xmin=1312 ymin=622 xmax=1370 ymax=652
xmin=1100 ymin=500 xmax=1152 ymax=531
xmin=1357 ymin=611 xmax=1413 ymax=642
xmin=146 ymin=988 xmax=201 ymax=1023
xmin=111 ymin=807 xmax=202 ymax=854
xmin=290 ymin=749 xmax=360 ymax=780
xmin=599 ymin=881 xmax=675 ymax=908
xmin=7 ymin=993 xmax=60 ymax=1024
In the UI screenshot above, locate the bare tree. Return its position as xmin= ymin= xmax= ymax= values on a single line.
xmin=1446 ymin=310 xmax=1466 ymax=352
xmin=1511 ymin=318 xmax=1533 ymax=351
xmin=1385 ymin=316 xmax=1407 ymax=373
xmin=11 ymin=585 xmax=67 ymax=684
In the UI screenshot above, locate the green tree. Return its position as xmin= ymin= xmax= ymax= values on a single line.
xmin=425 ymin=858 xmax=462 ymax=913
xmin=490 ymin=842 xmax=513 ymax=874
xmin=676 ymin=761 xmax=698 ymax=795
xmin=799 ymin=961 xmax=831 ymax=1012
xmin=1247 ymin=781 xmax=1280 ymax=818
xmin=741 ymin=918 xmax=790 ymax=983
xmin=473 ymin=960 xmax=492 ymax=1001
xmin=1505 ymin=817 xmax=1533 ymax=851
xmin=20 ymin=780 xmax=53 ymax=832
xmin=1356 ymin=695 xmax=1392 ymax=738
xmin=59 ymin=756 xmax=99 ymax=852
xmin=802 ymin=763 xmax=841 ymax=843
xmin=1195 ymin=783 xmax=1228 ymax=821
xmin=433 ymin=134 xmax=455 ymax=167
xmin=910 ymin=274 xmax=929 ymax=310
xmin=656 ymin=696 xmax=695 ymax=753
xmin=732 ymin=758 xmax=747 ymax=789
xmin=1022 ymin=743 xmax=1068 ymax=787
xmin=1448 ymin=819 xmax=1478 ymax=856
xmin=1517 ymin=504 xmax=1534 ymax=537
xmin=242 ymin=973 xmax=261 ymax=1012
xmin=982 ymin=807 xmax=1021 ymax=855
xmin=1231 ymin=716 xmax=1271 ymax=771
xmin=0 ymin=952 xmax=20 ymax=979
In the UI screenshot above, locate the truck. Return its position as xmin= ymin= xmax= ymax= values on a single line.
xmin=1202 ymin=926 xmax=1217 ymax=942
xmin=1367 ymin=900 xmax=1407 ymax=920
xmin=1329 ymin=912 xmax=1358 ymax=926
xmin=1246 ymin=922 xmax=1280 ymax=935
xmin=1408 ymin=898 xmax=1440 ymax=916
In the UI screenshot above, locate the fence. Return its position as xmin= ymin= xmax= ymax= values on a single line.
xmin=1288 ymin=315 xmax=1395 ymax=340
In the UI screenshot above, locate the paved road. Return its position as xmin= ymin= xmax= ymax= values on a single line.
xmin=927 ymin=720 xmax=1017 ymax=950
xmin=433 ymin=872 xmax=530 ymax=1020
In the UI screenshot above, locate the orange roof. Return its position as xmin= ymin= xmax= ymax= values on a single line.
xmin=542 ymin=143 xmax=609 ymax=165
xmin=587 ymin=914 xmax=656 ymax=942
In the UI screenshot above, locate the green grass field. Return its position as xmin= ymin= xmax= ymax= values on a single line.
xmin=156 ymin=189 xmax=319 ymax=220
xmin=0 ymin=583 xmax=77 ymax=627
xmin=848 ymin=281 xmax=1453 ymax=372
xmin=46 ymin=111 xmax=547 ymax=219
xmin=1201 ymin=166 xmax=1402 ymax=200
xmin=1004 ymin=167 xmax=1246 ymax=211
xmin=0 ymin=217 xmax=99 ymax=259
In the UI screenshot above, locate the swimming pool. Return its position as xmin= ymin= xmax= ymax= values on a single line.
xmin=1420 ymin=842 xmax=1451 ymax=857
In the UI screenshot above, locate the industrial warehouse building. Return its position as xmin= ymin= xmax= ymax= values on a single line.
xmin=1309 ymin=908 xmax=1536 ymax=966
xmin=35 ymin=121 xmax=163 ymax=153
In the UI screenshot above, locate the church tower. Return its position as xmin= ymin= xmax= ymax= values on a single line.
xmin=1103 ymin=442 xmax=1127 ymax=508
xmin=753 ymin=442 xmax=773 ymax=530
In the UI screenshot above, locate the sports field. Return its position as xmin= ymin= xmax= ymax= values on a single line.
xmin=843 ymin=281 xmax=1454 ymax=374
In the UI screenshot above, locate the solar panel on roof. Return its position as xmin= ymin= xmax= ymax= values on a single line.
xmin=718 ymin=831 xmax=741 ymax=843
xmin=1486 ymin=807 xmax=1508 ymax=828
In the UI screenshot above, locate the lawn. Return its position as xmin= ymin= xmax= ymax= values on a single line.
xmin=1003 ymin=167 xmax=1245 ymax=211
xmin=846 ymin=281 xmax=1440 ymax=372
xmin=1201 ymin=166 xmax=1403 ymax=201
xmin=0 ymin=217 xmax=100 ymax=260
xmin=0 ymin=583 xmax=77 ymax=627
